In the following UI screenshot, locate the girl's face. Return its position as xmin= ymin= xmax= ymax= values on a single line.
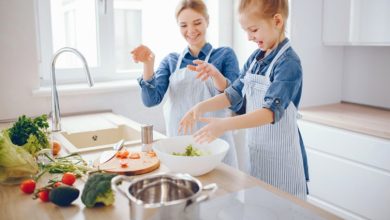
xmin=239 ymin=12 xmax=283 ymax=51
xmin=177 ymin=8 xmax=208 ymax=48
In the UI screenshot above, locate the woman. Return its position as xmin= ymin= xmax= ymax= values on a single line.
xmin=131 ymin=0 xmax=239 ymax=167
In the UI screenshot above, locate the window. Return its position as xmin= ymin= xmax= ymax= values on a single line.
xmin=36 ymin=0 xmax=231 ymax=86
xmin=36 ymin=0 xmax=143 ymax=85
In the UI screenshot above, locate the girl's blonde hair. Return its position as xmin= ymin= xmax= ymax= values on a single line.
xmin=175 ymin=0 xmax=209 ymax=23
xmin=239 ymin=0 xmax=289 ymax=29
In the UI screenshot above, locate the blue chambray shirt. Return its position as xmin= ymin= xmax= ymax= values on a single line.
xmin=138 ymin=43 xmax=240 ymax=107
xmin=225 ymin=38 xmax=309 ymax=181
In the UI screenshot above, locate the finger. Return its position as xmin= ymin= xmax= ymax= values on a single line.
xmin=193 ymin=59 xmax=203 ymax=65
xmin=183 ymin=121 xmax=189 ymax=135
xmin=147 ymin=54 xmax=154 ymax=61
xmin=178 ymin=125 xmax=183 ymax=135
xmin=187 ymin=65 xmax=197 ymax=71
xmin=189 ymin=123 xmax=193 ymax=135
xmin=178 ymin=120 xmax=185 ymax=134
xmin=200 ymin=74 xmax=209 ymax=81
xmin=195 ymin=71 xmax=206 ymax=79
xmin=194 ymin=131 xmax=208 ymax=144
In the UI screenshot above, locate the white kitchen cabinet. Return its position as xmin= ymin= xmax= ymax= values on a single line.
xmin=298 ymin=120 xmax=390 ymax=220
xmin=323 ymin=0 xmax=390 ymax=46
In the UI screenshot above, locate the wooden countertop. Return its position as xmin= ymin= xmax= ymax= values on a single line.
xmin=0 ymin=164 xmax=340 ymax=220
xmin=299 ymin=102 xmax=390 ymax=140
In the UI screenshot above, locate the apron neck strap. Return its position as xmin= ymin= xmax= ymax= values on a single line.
xmin=265 ymin=42 xmax=291 ymax=78
xmin=175 ymin=46 xmax=213 ymax=71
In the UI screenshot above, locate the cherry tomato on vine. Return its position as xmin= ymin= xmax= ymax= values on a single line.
xmin=61 ymin=172 xmax=76 ymax=186
xmin=20 ymin=179 xmax=36 ymax=194
xmin=38 ymin=190 xmax=50 ymax=202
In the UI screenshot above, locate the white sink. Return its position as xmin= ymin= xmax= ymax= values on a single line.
xmin=53 ymin=112 xmax=164 ymax=153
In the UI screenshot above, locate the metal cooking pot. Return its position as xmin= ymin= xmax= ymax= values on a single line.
xmin=111 ymin=173 xmax=217 ymax=220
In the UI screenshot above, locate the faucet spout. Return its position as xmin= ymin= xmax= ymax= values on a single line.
xmin=51 ymin=47 xmax=94 ymax=132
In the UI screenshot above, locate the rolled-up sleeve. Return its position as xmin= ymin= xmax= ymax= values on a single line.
xmin=263 ymin=58 xmax=302 ymax=123
xmin=138 ymin=54 xmax=176 ymax=107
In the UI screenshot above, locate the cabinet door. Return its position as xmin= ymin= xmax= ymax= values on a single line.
xmin=298 ymin=120 xmax=390 ymax=220
xmin=323 ymin=0 xmax=390 ymax=46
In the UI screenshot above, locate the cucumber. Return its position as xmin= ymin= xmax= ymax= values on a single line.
xmin=49 ymin=186 xmax=80 ymax=207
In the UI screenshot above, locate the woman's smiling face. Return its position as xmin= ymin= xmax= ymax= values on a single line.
xmin=177 ymin=8 xmax=208 ymax=48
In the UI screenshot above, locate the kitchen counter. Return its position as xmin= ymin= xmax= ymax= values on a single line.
xmin=0 ymin=113 xmax=341 ymax=220
xmin=0 ymin=163 xmax=340 ymax=220
xmin=299 ymin=102 xmax=390 ymax=139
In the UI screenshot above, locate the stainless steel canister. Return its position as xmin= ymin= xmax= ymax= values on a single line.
xmin=141 ymin=124 xmax=153 ymax=152
xmin=111 ymin=173 xmax=217 ymax=220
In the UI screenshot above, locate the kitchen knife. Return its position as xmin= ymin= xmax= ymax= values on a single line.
xmin=99 ymin=139 xmax=125 ymax=164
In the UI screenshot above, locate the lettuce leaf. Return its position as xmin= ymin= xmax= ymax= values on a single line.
xmin=0 ymin=130 xmax=38 ymax=182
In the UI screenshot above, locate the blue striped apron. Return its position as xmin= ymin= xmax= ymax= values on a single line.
xmin=242 ymin=42 xmax=307 ymax=199
xmin=163 ymin=48 xmax=238 ymax=168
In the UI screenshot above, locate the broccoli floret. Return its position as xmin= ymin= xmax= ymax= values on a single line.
xmin=81 ymin=173 xmax=117 ymax=208
xmin=95 ymin=189 xmax=115 ymax=206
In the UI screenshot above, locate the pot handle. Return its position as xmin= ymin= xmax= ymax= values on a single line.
xmin=111 ymin=175 xmax=133 ymax=198
xmin=195 ymin=183 xmax=218 ymax=203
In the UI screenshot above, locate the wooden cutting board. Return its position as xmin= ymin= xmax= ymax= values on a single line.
xmin=94 ymin=151 xmax=160 ymax=175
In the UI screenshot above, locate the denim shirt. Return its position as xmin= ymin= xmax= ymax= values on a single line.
xmin=225 ymin=38 xmax=302 ymax=122
xmin=225 ymin=38 xmax=309 ymax=181
xmin=138 ymin=43 xmax=240 ymax=107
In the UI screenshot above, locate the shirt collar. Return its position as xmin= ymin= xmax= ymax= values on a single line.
xmin=257 ymin=38 xmax=289 ymax=65
xmin=184 ymin=42 xmax=212 ymax=59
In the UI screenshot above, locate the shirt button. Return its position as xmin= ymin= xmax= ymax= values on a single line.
xmin=275 ymin=99 xmax=280 ymax=104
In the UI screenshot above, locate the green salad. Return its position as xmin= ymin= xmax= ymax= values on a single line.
xmin=172 ymin=144 xmax=209 ymax=157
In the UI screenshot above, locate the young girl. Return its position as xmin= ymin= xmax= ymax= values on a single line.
xmin=179 ymin=0 xmax=308 ymax=199
xmin=131 ymin=0 xmax=239 ymax=168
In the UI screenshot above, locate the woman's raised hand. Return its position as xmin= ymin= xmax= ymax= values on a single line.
xmin=178 ymin=104 xmax=203 ymax=135
xmin=187 ymin=60 xmax=222 ymax=81
xmin=131 ymin=45 xmax=155 ymax=63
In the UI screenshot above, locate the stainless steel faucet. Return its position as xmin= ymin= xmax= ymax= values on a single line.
xmin=50 ymin=47 xmax=94 ymax=132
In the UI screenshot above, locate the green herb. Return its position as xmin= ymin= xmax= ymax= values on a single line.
xmin=172 ymin=144 xmax=209 ymax=157
xmin=8 ymin=115 xmax=50 ymax=155
xmin=35 ymin=152 xmax=91 ymax=181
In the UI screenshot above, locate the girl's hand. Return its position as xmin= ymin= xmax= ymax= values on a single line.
xmin=131 ymin=45 xmax=155 ymax=63
xmin=193 ymin=117 xmax=226 ymax=144
xmin=178 ymin=104 xmax=203 ymax=135
xmin=187 ymin=60 xmax=222 ymax=81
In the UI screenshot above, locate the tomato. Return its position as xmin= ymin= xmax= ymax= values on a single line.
xmin=38 ymin=190 xmax=50 ymax=202
xmin=121 ymin=149 xmax=129 ymax=158
xmin=53 ymin=182 xmax=62 ymax=188
xmin=20 ymin=179 xmax=36 ymax=194
xmin=51 ymin=140 xmax=61 ymax=156
xmin=61 ymin=172 xmax=76 ymax=186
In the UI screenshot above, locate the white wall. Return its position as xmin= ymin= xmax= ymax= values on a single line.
xmin=342 ymin=47 xmax=390 ymax=108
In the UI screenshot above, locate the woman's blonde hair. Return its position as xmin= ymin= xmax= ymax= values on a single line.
xmin=239 ymin=0 xmax=289 ymax=29
xmin=175 ymin=0 xmax=209 ymax=23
